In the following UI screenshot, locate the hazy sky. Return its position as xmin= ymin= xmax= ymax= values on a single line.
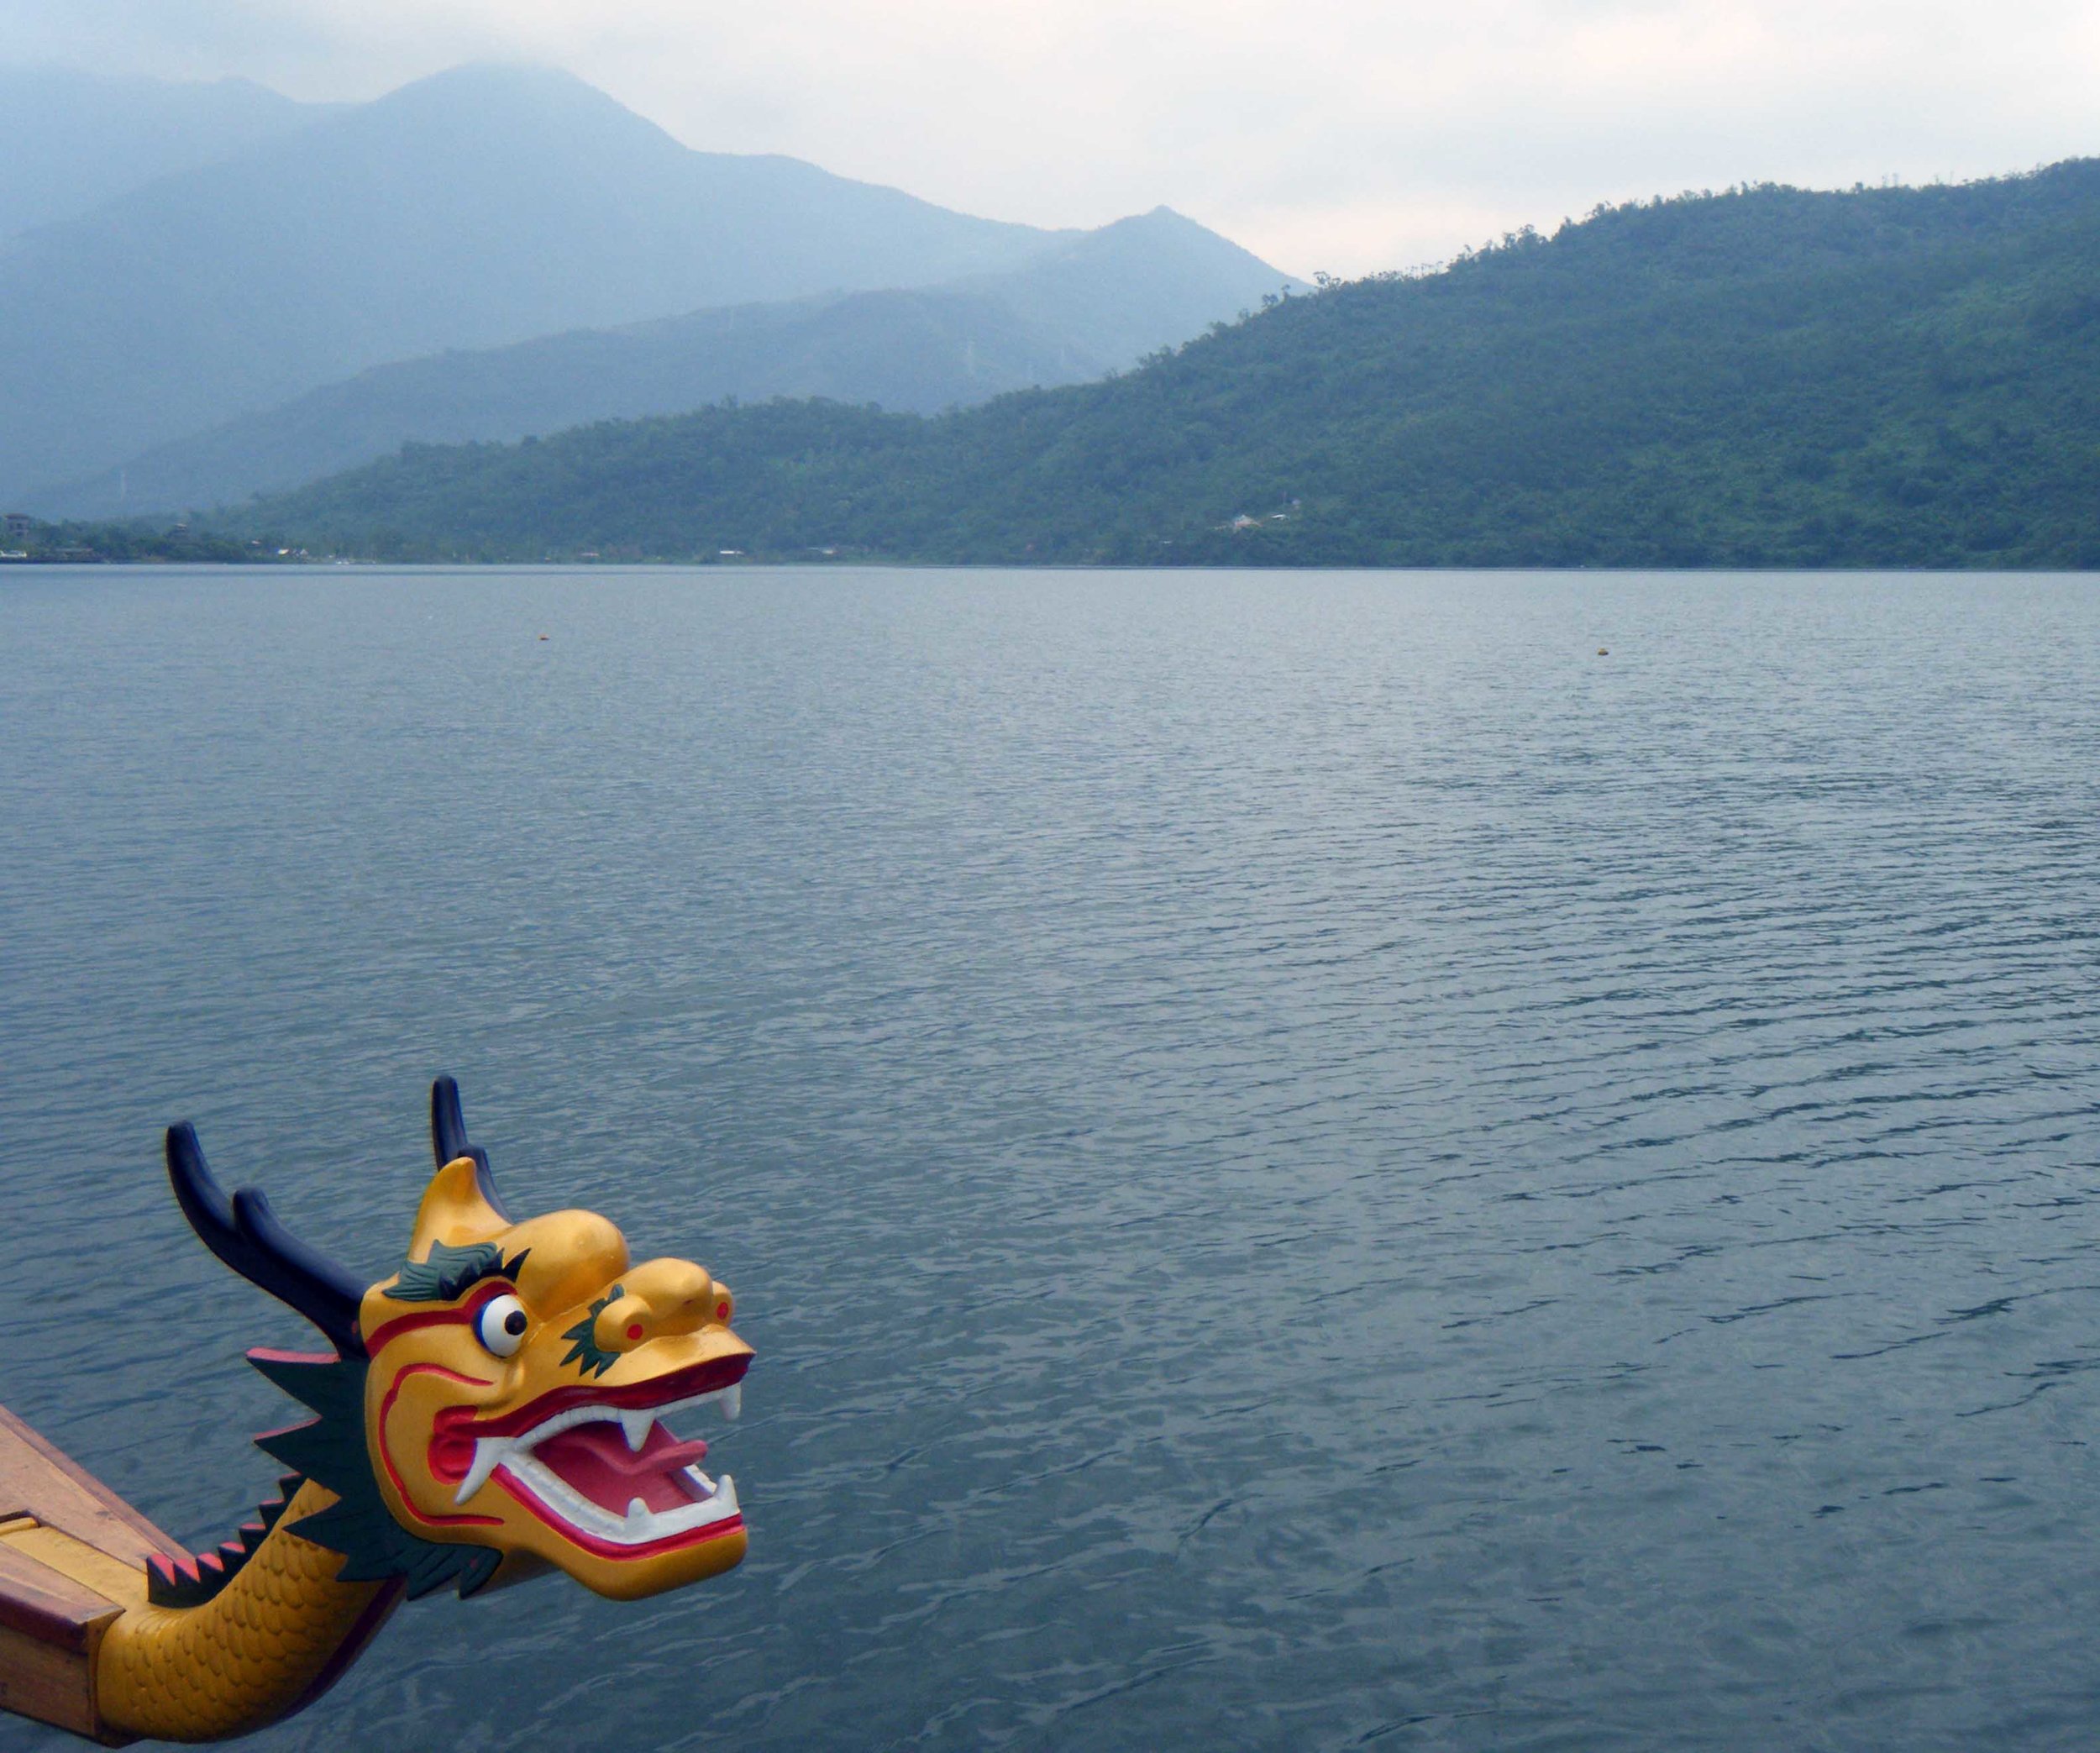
xmin=4 ymin=0 xmax=2097 ymax=274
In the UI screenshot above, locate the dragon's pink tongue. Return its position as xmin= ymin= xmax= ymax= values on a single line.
xmin=533 ymin=1422 xmax=711 ymax=1514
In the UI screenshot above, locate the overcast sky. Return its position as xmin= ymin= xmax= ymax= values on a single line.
xmin=4 ymin=0 xmax=2097 ymax=275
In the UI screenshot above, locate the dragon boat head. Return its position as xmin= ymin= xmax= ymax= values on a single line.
xmin=165 ymin=1078 xmax=752 ymax=1603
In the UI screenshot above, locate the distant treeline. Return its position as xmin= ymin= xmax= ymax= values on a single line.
xmin=233 ymin=163 xmax=2100 ymax=568
xmin=1 ymin=517 xmax=284 ymax=564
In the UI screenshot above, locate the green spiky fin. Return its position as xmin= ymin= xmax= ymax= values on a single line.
xmin=245 ymin=1346 xmax=504 ymax=1599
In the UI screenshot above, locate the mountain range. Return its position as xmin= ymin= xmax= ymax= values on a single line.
xmin=228 ymin=161 xmax=2100 ymax=569
xmin=2 ymin=63 xmax=1293 ymax=514
xmin=45 ymin=208 xmax=1286 ymax=516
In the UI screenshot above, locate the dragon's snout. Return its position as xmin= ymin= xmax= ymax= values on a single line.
xmin=591 ymin=1258 xmax=733 ymax=1353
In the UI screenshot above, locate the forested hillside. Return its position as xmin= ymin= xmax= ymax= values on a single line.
xmin=241 ymin=163 xmax=2100 ymax=568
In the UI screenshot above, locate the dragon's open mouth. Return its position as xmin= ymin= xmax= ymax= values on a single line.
xmin=436 ymin=1358 xmax=749 ymax=1556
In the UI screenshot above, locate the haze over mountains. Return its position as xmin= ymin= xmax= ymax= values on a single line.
xmin=2 ymin=63 xmax=1293 ymax=514
xmin=50 ymin=209 xmax=1285 ymax=516
xmin=0 ymin=66 xmax=333 ymax=239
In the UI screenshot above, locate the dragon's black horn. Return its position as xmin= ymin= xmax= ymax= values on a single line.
xmin=430 ymin=1075 xmax=509 ymax=1219
xmin=165 ymin=1122 xmax=366 ymax=1357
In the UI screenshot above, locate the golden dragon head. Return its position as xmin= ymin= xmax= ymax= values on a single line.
xmin=162 ymin=1078 xmax=751 ymax=1604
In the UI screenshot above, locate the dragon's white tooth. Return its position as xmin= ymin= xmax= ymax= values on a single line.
xmin=716 ymin=1473 xmax=738 ymax=1514
xmin=454 ymin=1439 xmax=507 ymax=1506
xmin=527 ymin=1409 xmax=570 ymax=1446
xmin=619 ymin=1408 xmax=654 ymax=1452
xmin=626 ymin=1497 xmax=651 ymax=1528
xmin=722 ymin=1383 xmax=742 ymax=1422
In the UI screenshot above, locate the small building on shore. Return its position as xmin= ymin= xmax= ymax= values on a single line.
xmin=3 ymin=512 xmax=30 ymax=543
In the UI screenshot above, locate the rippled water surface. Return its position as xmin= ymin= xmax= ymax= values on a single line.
xmin=3 ymin=566 xmax=2098 ymax=1751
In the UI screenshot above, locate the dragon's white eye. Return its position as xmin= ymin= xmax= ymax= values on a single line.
xmin=475 ymin=1293 xmax=529 ymax=1357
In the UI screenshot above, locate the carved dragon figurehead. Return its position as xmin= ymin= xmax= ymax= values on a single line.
xmin=166 ymin=1077 xmax=752 ymax=1608
xmin=353 ymin=1148 xmax=751 ymax=1602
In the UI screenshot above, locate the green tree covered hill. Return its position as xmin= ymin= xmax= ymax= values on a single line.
xmin=241 ymin=163 xmax=2100 ymax=568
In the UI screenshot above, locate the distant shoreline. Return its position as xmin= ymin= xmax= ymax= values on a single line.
xmin=6 ymin=559 xmax=2097 ymax=578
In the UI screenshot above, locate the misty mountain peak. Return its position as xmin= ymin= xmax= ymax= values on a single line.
xmin=333 ymin=59 xmax=690 ymax=162
xmin=368 ymin=59 xmax=648 ymax=119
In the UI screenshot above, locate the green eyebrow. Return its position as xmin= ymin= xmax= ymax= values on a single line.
xmin=388 ymin=1240 xmax=531 ymax=1304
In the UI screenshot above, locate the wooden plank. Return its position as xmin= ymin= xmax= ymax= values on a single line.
xmin=0 ymin=1542 xmax=117 ymax=1651
xmin=0 ymin=1533 xmax=136 ymax=1745
xmin=0 ymin=1539 xmax=130 ymax=1742
xmin=0 ymin=1617 xmax=104 ymax=1740
xmin=0 ymin=1409 xmax=176 ymax=1571
xmin=4 ymin=1525 xmax=144 ymax=1609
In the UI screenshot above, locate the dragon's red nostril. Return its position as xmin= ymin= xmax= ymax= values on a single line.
xmin=627 ymin=1323 xmax=645 ymax=1341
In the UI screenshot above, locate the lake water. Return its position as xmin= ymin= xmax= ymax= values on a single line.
xmin=2 ymin=565 xmax=2097 ymax=1751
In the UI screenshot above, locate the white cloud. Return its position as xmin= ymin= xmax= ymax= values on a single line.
xmin=3 ymin=0 xmax=2097 ymax=273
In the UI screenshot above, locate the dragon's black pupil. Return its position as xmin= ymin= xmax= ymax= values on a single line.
xmin=503 ymin=1310 xmax=528 ymax=1336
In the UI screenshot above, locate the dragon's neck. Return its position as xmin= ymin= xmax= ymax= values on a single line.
xmin=95 ymin=1481 xmax=403 ymax=1744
